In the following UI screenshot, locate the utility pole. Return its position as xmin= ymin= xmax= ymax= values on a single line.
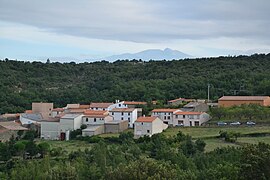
xmin=207 ymin=83 xmax=210 ymax=102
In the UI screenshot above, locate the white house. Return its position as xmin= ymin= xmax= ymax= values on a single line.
xmin=89 ymin=102 xmax=114 ymax=111
xmin=82 ymin=110 xmax=113 ymax=126
xmin=173 ymin=111 xmax=210 ymax=127
xmin=109 ymin=108 xmax=137 ymax=128
xmin=40 ymin=118 xmax=60 ymax=140
xmin=151 ymin=109 xmax=181 ymax=126
xmin=59 ymin=114 xmax=83 ymax=132
xmin=134 ymin=116 xmax=168 ymax=138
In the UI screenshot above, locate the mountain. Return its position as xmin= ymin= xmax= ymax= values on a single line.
xmin=102 ymin=48 xmax=192 ymax=61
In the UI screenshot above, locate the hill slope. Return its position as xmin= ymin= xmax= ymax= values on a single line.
xmin=103 ymin=48 xmax=191 ymax=61
xmin=0 ymin=54 xmax=270 ymax=113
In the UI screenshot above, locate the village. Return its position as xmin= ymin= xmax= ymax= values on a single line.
xmin=1 ymin=95 xmax=270 ymax=142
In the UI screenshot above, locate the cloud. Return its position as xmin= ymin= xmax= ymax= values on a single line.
xmin=0 ymin=0 xmax=269 ymax=43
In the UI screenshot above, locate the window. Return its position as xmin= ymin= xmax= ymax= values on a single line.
xmin=183 ymin=115 xmax=186 ymax=118
xmin=101 ymin=118 xmax=104 ymax=121
xmin=119 ymin=104 xmax=121 ymax=107
xmin=164 ymin=116 xmax=167 ymax=120
xmin=128 ymin=117 xmax=130 ymax=122
xmin=103 ymin=108 xmax=105 ymax=110
xmin=167 ymin=116 xmax=170 ymax=120
xmin=178 ymin=120 xmax=184 ymax=125
xmin=112 ymin=112 xmax=114 ymax=115
xmin=197 ymin=115 xmax=200 ymax=119
xmin=121 ymin=112 xmax=124 ymax=116
xmin=195 ymin=121 xmax=200 ymax=126
xmin=164 ymin=121 xmax=168 ymax=124
xmin=141 ymin=122 xmax=143 ymax=125
xmin=189 ymin=121 xmax=192 ymax=126
xmin=176 ymin=115 xmax=178 ymax=118
xmin=164 ymin=113 xmax=166 ymax=115
xmin=147 ymin=130 xmax=150 ymax=133
xmin=94 ymin=118 xmax=96 ymax=122
xmin=128 ymin=112 xmax=130 ymax=116
xmin=86 ymin=118 xmax=88 ymax=122
xmin=121 ymin=117 xmax=124 ymax=120
xmin=190 ymin=115 xmax=194 ymax=119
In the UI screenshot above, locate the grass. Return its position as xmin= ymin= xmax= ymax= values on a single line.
xmin=163 ymin=126 xmax=270 ymax=139
xmin=203 ymin=138 xmax=239 ymax=152
xmin=37 ymin=140 xmax=92 ymax=153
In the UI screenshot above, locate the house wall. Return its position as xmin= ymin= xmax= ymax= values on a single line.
xmin=134 ymin=122 xmax=152 ymax=138
xmin=41 ymin=121 xmax=60 ymax=140
xmin=32 ymin=103 xmax=53 ymax=119
xmin=82 ymin=116 xmax=113 ymax=125
xmin=109 ymin=109 xmax=137 ymax=128
xmin=173 ymin=113 xmax=210 ymax=126
xmin=59 ymin=115 xmax=83 ymax=132
xmin=152 ymin=118 xmax=168 ymax=135
xmin=218 ymin=100 xmax=264 ymax=107
xmin=151 ymin=112 xmax=174 ymax=125
xmin=73 ymin=115 xmax=83 ymax=130
xmin=105 ymin=120 xmax=128 ymax=133
xmin=82 ymin=125 xmax=104 ymax=137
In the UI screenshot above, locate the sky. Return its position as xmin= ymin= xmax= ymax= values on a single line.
xmin=0 ymin=0 xmax=270 ymax=62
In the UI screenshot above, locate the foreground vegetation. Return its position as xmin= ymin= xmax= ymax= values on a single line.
xmin=1 ymin=53 xmax=270 ymax=113
xmin=1 ymin=131 xmax=270 ymax=179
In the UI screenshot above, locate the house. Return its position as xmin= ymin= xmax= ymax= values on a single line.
xmin=173 ymin=111 xmax=210 ymax=127
xmin=51 ymin=108 xmax=64 ymax=117
xmin=59 ymin=114 xmax=83 ymax=132
xmin=134 ymin=116 xmax=168 ymax=138
xmin=123 ymin=101 xmax=147 ymax=108
xmin=151 ymin=109 xmax=180 ymax=126
xmin=82 ymin=110 xmax=113 ymax=126
xmin=82 ymin=126 xmax=104 ymax=137
xmin=0 ymin=121 xmax=28 ymax=142
xmin=218 ymin=96 xmax=270 ymax=107
xmin=168 ymin=98 xmax=195 ymax=106
xmin=182 ymin=102 xmax=209 ymax=112
xmin=32 ymin=102 xmax=53 ymax=119
xmin=109 ymin=108 xmax=138 ymax=128
xmin=0 ymin=113 xmax=20 ymax=121
xmin=19 ymin=113 xmax=43 ymax=125
xmin=104 ymin=120 xmax=128 ymax=133
xmin=40 ymin=118 xmax=61 ymax=140
xmin=90 ymin=102 xmax=114 ymax=111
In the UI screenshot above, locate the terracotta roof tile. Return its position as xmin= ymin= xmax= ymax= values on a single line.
xmin=110 ymin=108 xmax=136 ymax=112
xmin=219 ymin=96 xmax=270 ymax=101
xmin=152 ymin=109 xmax=180 ymax=113
xmin=123 ymin=101 xmax=147 ymax=105
xmin=90 ymin=102 xmax=113 ymax=108
xmin=174 ymin=111 xmax=203 ymax=115
xmin=136 ymin=116 xmax=157 ymax=122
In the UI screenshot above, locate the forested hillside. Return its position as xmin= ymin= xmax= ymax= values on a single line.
xmin=1 ymin=54 xmax=270 ymax=113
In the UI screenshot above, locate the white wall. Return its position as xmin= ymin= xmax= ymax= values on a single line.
xmin=109 ymin=109 xmax=137 ymax=128
xmin=151 ymin=112 xmax=174 ymax=125
xmin=173 ymin=113 xmax=210 ymax=127
xmin=41 ymin=121 xmax=60 ymax=140
xmin=59 ymin=115 xmax=83 ymax=132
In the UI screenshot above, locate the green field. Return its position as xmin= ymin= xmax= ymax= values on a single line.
xmin=38 ymin=126 xmax=270 ymax=153
xmin=38 ymin=140 xmax=92 ymax=154
xmin=163 ymin=126 xmax=270 ymax=138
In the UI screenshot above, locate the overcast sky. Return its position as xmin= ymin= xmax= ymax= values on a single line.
xmin=0 ymin=0 xmax=270 ymax=61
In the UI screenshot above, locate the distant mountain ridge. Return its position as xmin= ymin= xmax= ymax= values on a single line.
xmin=102 ymin=48 xmax=192 ymax=61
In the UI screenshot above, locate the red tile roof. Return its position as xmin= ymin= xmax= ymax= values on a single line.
xmin=68 ymin=109 xmax=86 ymax=113
xmin=110 ymin=108 xmax=136 ymax=112
xmin=152 ymin=109 xmax=180 ymax=113
xmin=219 ymin=96 xmax=270 ymax=101
xmin=136 ymin=116 xmax=157 ymax=122
xmin=123 ymin=101 xmax=147 ymax=105
xmin=84 ymin=110 xmax=108 ymax=116
xmin=79 ymin=105 xmax=90 ymax=109
xmin=174 ymin=111 xmax=203 ymax=115
xmin=90 ymin=102 xmax=113 ymax=108
xmin=0 ymin=121 xmax=28 ymax=131
xmin=52 ymin=108 xmax=64 ymax=112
